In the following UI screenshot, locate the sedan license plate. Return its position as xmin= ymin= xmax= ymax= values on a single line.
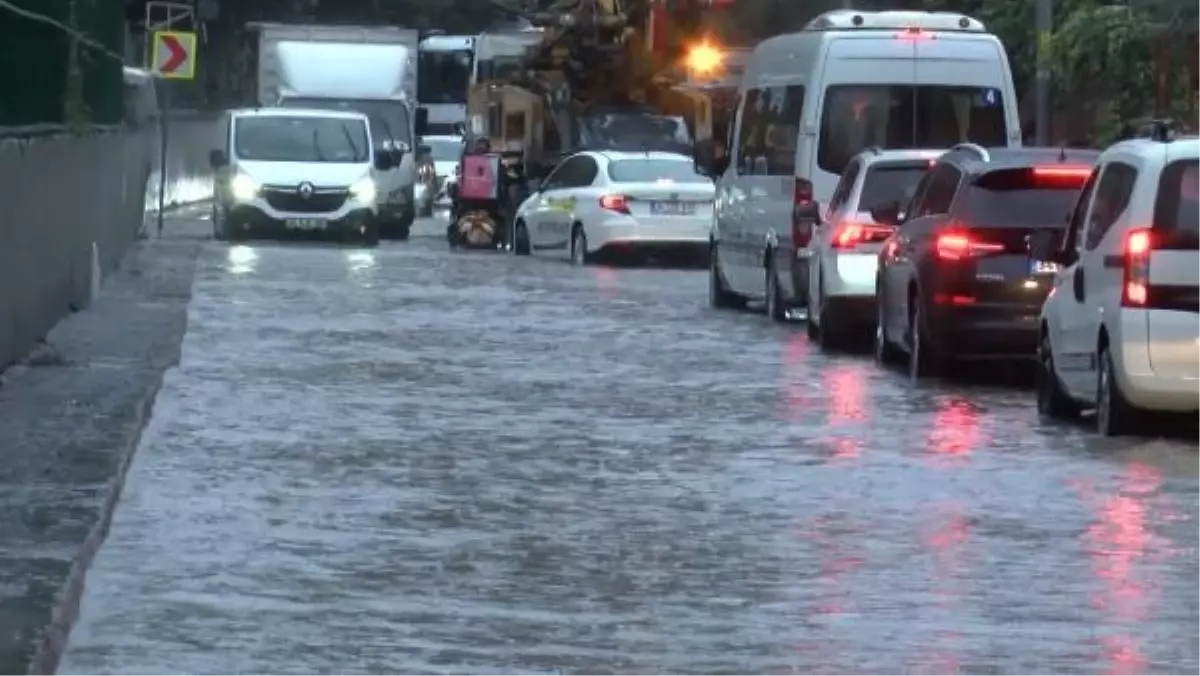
xmin=286 ymin=218 xmax=327 ymax=230
xmin=1030 ymin=260 xmax=1060 ymax=274
xmin=650 ymin=200 xmax=694 ymax=216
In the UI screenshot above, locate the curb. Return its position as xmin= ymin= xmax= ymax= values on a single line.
xmin=25 ymin=372 xmax=173 ymax=676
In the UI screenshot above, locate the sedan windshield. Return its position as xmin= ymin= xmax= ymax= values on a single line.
xmin=234 ymin=116 xmax=370 ymax=163
xmin=608 ymin=159 xmax=709 ymax=184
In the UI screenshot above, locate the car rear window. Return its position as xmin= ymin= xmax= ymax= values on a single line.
xmin=607 ymin=159 xmax=709 ymax=184
xmin=858 ymin=162 xmax=928 ymax=211
xmin=1154 ymin=159 xmax=1199 ymax=244
xmin=964 ymin=167 xmax=1090 ymax=228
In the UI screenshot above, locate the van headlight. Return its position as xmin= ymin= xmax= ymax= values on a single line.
xmin=350 ymin=177 xmax=377 ymax=203
xmin=230 ymin=174 xmax=258 ymax=202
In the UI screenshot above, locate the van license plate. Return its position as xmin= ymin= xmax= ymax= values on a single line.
xmin=650 ymin=201 xmax=694 ymax=216
xmin=1030 ymin=260 xmax=1060 ymax=274
xmin=286 ymin=218 xmax=327 ymax=230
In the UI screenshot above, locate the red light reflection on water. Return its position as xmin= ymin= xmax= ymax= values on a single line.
xmin=911 ymin=503 xmax=972 ymax=672
xmin=780 ymin=335 xmax=813 ymax=422
xmin=798 ymin=514 xmax=864 ymax=618
xmin=925 ymin=397 xmax=981 ymax=462
xmin=1081 ymin=460 xmax=1163 ymax=675
xmin=824 ymin=365 xmax=867 ymax=460
xmin=590 ymin=266 xmax=619 ymax=300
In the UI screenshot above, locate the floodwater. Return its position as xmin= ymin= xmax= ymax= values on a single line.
xmin=61 ymin=218 xmax=1199 ymax=674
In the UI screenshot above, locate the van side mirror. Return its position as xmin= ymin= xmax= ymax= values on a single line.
xmin=208 ymin=149 xmax=227 ymax=169
xmin=692 ymin=139 xmax=729 ymax=179
xmin=869 ymin=200 xmax=901 ymax=226
xmin=374 ymin=149 xmax=398 ymax=171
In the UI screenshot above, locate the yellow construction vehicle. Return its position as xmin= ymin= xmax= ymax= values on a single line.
xmin=465 ymin=0 xmax=737 ymax=178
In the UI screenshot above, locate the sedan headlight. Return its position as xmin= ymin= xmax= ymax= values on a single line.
xmin=230 ymin=174 xmax=258 ymax=202
xmin=350 ymin=177 xmax=377 ymax=203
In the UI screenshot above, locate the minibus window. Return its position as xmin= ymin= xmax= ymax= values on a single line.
xmin=817 ymin=84 xmax=1006 ymax=175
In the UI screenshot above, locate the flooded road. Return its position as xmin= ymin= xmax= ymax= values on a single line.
xmin=61 ymin=217 xmax=1198 ymax=674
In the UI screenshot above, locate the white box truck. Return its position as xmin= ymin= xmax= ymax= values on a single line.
xmin=251 ymin=22 xmax=423 ymax=239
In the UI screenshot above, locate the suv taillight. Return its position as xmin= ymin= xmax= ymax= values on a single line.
xmin=791 ymin=178 xmax=815 ymax=248
xmin=934 ymin=229 xmax=1004 ymax=261
xmin=1121 ymin=227 xmax=1152 ymax=306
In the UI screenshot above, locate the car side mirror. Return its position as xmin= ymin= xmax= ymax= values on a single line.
xmin=208 ymin=149 xmax=227 ymax=169
xmin=869 ymin=200 xmax=901 ymax=226
xmin=692 ymin=139 xmax=729 ymax=179
xmin=373 ymin=149 xmax=398 ymax=171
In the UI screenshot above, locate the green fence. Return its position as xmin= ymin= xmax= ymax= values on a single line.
xmin=0 ymin=0 xmax=123 ymax=130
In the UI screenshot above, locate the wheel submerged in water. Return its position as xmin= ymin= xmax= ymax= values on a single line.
xmin=455 ymin=210 xmax=499 ymax=248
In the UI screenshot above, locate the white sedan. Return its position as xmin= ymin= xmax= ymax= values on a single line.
xmin=513 ymin=151 xmax=714 ymax=264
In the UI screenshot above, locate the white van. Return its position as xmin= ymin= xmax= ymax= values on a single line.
xmin=705 ymin=10 xmax=1022 ymax=309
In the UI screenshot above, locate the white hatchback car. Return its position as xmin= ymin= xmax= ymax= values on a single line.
xmin=512 ymin=151 xmax=714 ymax=264
xmin=805 ymin=148 xmax=943 ymax=348
xmin=1035 ymin=129 xmax=1199 ymax=436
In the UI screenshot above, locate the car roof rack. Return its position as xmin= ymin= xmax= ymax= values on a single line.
xmin=949 ymin=143 xmax=990 ymax=161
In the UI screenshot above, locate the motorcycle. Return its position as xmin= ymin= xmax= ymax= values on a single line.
xmin=447 ymin=152 xmax=527 ymax=250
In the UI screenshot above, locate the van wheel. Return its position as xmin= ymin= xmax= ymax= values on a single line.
xmin=765 ymin=257 xmax=788 ymax=322
xmin=709 ymin=245 xmax=745 ymax=309
xmin=1096 ymin=345 xmax=1140 ymax=436
xmin=1036 ymin=332 xmax=1080 ymax=419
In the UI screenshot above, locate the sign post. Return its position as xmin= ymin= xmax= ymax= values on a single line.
xmin=146 ymin=13 xmax=197 ymax=236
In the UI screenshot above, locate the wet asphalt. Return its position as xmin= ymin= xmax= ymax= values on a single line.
xmin=60 ymin=214 xmax=1198 ymax=674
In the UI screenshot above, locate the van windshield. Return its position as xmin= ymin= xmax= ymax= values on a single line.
xmin=279 ymin=97 xmax=411 ymax=148
xmin=818 ymin=85 xmax=1007 ymax=175
xmin=234 ymin=116 xmax=370 ymax=163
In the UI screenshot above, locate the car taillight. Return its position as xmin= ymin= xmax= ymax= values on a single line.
xmin=791 ymin=178 xmax=815 ymax=248
xmin=934 ymin=229 xmax=1004 ymax=261
xmin=832 ymin=222 xmax=864 ymax=248
xmin=599 ymin=194 xmax=630 ymax=214
xmin=1121 ymin=227 xmax=1152 ymax=306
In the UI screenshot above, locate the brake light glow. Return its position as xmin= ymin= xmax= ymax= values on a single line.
xmin=832 ymin=223 xmax=865 ymax=248
xmin=896 ymin=27 xmax=931 ymax=40
xmin=1032 ymin=165 xmax=1091 ymax=178
xmin=791 ymin=178 xmax=815 ymax=248
xmin=599 ymin=194 xmax=630 ymax=214
xmin=1121 ymin=227 xmax=1153 ymax=306
xmin=934 ymin=230 xmax=1004 ymax=260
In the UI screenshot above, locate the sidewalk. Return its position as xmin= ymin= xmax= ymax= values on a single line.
xmin=0 ymin=208 xmax=209 ymax=675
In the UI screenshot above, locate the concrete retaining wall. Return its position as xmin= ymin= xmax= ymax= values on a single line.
xmin=0 ymin=113 xmax=218 ymax=371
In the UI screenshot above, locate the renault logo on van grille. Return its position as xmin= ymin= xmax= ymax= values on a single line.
xmin=297 ymin=182 xmax=314 ymax=198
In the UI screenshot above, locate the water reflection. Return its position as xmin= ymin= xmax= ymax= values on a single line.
xmin=226 ymin=245 xmax=257 ymax=275
xmin=926 ymin=396 xmax=981 ymax=462
xmin=344 ymin=250 xmax=376 ymax=281
xmin=1084 ymin=460 xmax=1164 ymax=675
xmin=780 ymin=335 xmax=813 ymax=423
xmin=912 ymin=503 xmax=972 ymax=672
xmin=586 ymin=265 xmax=620 ymax=301
xmin=825 ymin=364 xmax=867 ymax=460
